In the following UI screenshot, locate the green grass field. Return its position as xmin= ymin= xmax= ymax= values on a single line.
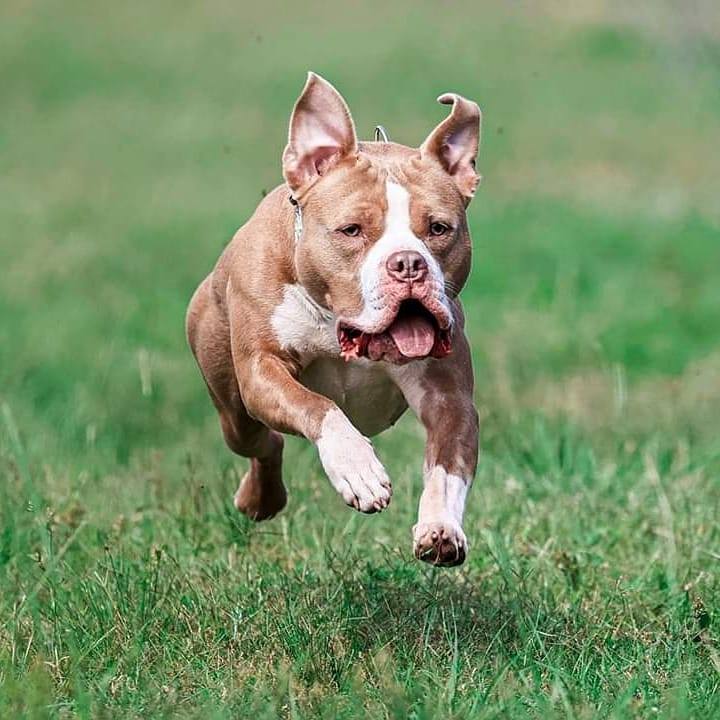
xmin=2 ymin=1 xmax=720 ymax=717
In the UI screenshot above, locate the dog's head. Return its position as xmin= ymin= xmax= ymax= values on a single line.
xmin=283 ymin=72 xmax=481 ymax=364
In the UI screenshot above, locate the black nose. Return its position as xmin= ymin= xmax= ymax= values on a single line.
xmin=386 ymin=250 xmax=428 ymax=282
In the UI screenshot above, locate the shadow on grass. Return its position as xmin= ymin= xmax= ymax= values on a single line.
xmin=261 ymin=544 xmax=539 ymax=689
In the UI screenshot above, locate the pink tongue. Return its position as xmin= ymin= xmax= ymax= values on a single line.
xmin=387 ymin=314 xmax=436 ymax=358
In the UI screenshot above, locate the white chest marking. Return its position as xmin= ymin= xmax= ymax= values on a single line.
xmin=271 ymin=283 xmax=338 ymax=356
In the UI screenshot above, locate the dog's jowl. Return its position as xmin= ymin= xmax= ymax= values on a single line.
xmin=186 ymin=72 xmax=481 ymax=567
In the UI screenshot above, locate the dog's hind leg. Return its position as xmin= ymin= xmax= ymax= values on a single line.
xmin=216 ymin=396 xmax=286 ymax=521
xmin=186 ymin=276 xmax=287 ymax=520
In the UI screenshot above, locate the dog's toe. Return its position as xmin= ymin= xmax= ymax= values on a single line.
xmin=413 ymin=521 xmax=467 ymax=567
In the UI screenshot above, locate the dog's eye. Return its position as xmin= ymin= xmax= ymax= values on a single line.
xmin=339 ymin=224 xmax=361 ymax=237
xmin=429 ymin=221 xmax=450 ymax=236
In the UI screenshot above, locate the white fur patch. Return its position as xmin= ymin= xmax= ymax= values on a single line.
xmin=316 ymin=407 xmax=392 ymax=512
xmin=413 ymin=465 xmax=470 ymax=558
xmin=355 ymin=181 xmax=447 ymax=328
xmin=418 ymin=465 xmax=469 ymax=526
xmin=271 ymin=283 xmax=338 ymax=356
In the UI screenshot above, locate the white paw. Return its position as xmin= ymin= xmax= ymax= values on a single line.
xmin=316 ymin=408 xmax=392 ymax=513
xmin=413 ymin=519 xmax=467 ymax=566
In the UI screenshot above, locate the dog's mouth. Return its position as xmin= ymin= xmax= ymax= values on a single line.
xmin=338 ymin=300 xmax=452 ymax=363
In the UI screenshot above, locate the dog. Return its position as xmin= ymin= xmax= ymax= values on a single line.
xmin=186 ymin=73 xmax=481 ymax=566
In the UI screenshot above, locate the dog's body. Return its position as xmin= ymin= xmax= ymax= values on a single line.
xmin=187 ymin=73 xmax=481 ymax=566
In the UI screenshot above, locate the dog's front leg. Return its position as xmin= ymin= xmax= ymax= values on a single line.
xmin=234 ymin=352 xmax=391 ymax=513
xmin=391 ymin=326 xmax=479 ymax=566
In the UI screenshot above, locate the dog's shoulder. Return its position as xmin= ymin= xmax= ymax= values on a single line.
xmin=211 ymin=186 xmax=295 ymax=308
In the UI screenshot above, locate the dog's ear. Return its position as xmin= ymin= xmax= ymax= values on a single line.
xmin=283 ymin=72 xmax=358 ymax=194
xmin=421 ymin=93 xmax=481 ymax=202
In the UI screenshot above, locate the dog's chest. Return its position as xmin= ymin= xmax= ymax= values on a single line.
xmin=300 ymin=358 xmax=407 ymax=436
xmin=271 ymin=284 xmax=407 ymax=436
xmin=271 ymin=284 xmax=339 ymax=356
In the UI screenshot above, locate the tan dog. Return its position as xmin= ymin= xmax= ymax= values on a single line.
xmin=186 ymin=73 xmax=481 ymax=566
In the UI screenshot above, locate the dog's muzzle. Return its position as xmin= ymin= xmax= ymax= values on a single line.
xmin=337 ymin=298 xmax=452 ymax=364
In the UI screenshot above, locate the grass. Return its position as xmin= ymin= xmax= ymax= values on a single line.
xmin=1 ymin=0 xmax=719 ymax=717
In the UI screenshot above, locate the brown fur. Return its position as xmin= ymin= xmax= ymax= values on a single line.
xmin=186 ymin=73 xmax=482 ymax=564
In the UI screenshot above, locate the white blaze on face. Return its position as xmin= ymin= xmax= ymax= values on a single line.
xmin=354 ymin=181 xmax=446 ymax=329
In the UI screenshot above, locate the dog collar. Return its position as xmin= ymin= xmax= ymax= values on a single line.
xmin=288 ymin=194 xmax=303 ymax=244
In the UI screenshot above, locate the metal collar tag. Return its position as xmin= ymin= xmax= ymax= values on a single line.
xmin=374 ymin=125 xmax=390 ymax=142
xmin=289 ymin=194 xmax=303 ymax=244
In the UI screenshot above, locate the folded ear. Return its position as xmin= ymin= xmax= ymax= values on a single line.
xmin=282 ymin=72 xmax=358 ymax=194
xmin=420 ymin=93 xmax=482 ymax=201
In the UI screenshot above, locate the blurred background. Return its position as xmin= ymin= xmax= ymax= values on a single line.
xmin=1 ymin=1 xmax=719 ymax=717
xmin=2 ymin=0 xmax=718 ymax=466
